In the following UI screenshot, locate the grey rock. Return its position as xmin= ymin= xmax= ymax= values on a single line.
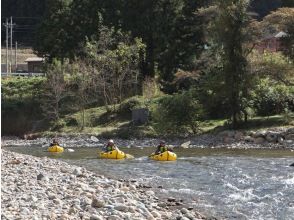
xmin=146 ymin=190 xmax=155 ymax=196
xmin=278 ymin=136 xmax=284 ymax=144
xmin=266 ymin=132 xmax=279 ymax=142
xmin=37 ymin=173 xmax=45 ymax=180
xmin=150 ymin=211 xmax=160 ymax=218
xmin=184 ymin=212 xmax=195 ymax=220
xmin=244 ymin=136 xmax=254 ymax=142
xmin=219 ymin=130 xmax=235 ymax=138
xmin=253 ymin=137 xmax=265 ymax=144
xmin=107 ymin=215 xmax=121 ymax=220
xmin=234 ymin=131 xmax=243 ymax=140
xmin=180 ymin=141 xmax=191 ymax=148
xmin=114 ymin=204 xmax=129 ymax=212
xmin=92 ymin=197 xmax=105 ymax=208
xmin=252 ymin=130 xmax=267 ymax=138
xmin=287 ymin=127 xmax=294 ymax=134
xmin=223 ymin=137 xmax=234 ymax=143
xmin=285 ymin=134 xmax=294 ymax=140
xmin=48 ymin=193 xmax=57 ymax=200
xmin=181 ymin=208 xmax=189 ymax=214
xmin=90 ymin=214 xmax=103 ymax=220
xmin=73 ymin=167 xmax=83 ymax=176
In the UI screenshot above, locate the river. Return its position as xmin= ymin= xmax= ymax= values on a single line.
xmin=4 ymin=146 xmax=294 ymax=220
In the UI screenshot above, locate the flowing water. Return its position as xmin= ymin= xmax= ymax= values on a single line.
xmin=4 ymin=146 xmax=294 ymax=220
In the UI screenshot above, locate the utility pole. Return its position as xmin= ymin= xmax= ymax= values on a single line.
xmin=15 ymin=41 xmax=18 ymax=71
xmin=10 ymin=16 xmax=13 ymax=74
xmin=4 ymin=18 xmax=9 ymax=75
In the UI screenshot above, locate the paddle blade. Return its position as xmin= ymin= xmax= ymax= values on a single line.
xmin=125 ymin=154 xmax=134 ymax=159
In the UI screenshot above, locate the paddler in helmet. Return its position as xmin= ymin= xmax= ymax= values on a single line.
xmin=155 ymin=141 xmax=169 ymax=154
xmin=50 ymin=138 xmax=59 ymax=147
xmin=104 ymin=139 xmax=118 ymax=152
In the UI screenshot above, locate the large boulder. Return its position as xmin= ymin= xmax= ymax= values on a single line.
xmin=285 ymin=134 xmax=294 ymax=140
xmin=265 ymin=132 xmax=279 ymax=143
xmin=180 ymin=141 xmax=191 ymax=148
xmin=287 ymin=127 xmax=294 ymax=134
xmin=244 ymin=136 xmax=254 ymax=143
xmin=234 ymin=131 xmax=244 ymax=140
xmin=253 ymin=137 xmax=265 ymax=144
xmin=252 ymin=130 xmax=267 ymax=138
xmin=219 ymin=130 xmax=235 ymax=138
xmin=223 ymin=137 xmax=234 ymax=143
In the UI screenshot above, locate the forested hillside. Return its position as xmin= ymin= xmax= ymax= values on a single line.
xmin=2 ymin=0 xmax=292 ymax=47
xmin=2 ymin=0 xmax=293 ymax=136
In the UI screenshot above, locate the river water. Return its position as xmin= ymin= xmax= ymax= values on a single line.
xmin=4 ymin=146 xmax=294 ymax=220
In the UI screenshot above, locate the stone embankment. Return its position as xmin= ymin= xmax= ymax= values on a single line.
xmin=218 ymin=127 xmax=294 ymax=148
xmin=2 ymin=127 xmax=293 ymax=149
xmin=1 ymin=150 xmax=206 ymax=220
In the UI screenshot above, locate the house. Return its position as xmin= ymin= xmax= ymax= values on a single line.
xmin=255 ymin=31 xmax=287 ymax=53
xmin=25 ymin=57 xmax=44 ymax=73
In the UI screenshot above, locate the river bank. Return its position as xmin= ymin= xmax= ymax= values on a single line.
xmin=1 ymin=150 xmax=207 ymax=220
xmin=2 ymin=126 xmax=294 ymax=149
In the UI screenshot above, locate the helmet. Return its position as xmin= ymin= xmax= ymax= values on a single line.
xmin=160 ymin=140 xmax=165 ymax=145
xmin=108 ymin=139 xmax=114 ymax=145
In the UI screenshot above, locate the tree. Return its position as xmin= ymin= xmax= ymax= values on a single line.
xmin=203 ymin=0 xmax=256 ymax=127
xmin=71 ymin=60 xmax=95 ymax=130
xmin=82 ymin=27 xmax=145 ymax=111
xmin=117 ymin=0 xmax=205 ymax=81
xmin=34 ymin=0 xmax=73 ymax=60
xmin=42 ymin=60 xmax=69 ymax=122
xmin=281 ymin=0 xmax=294 ymax=7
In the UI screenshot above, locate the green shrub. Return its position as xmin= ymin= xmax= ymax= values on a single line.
xmin=253 ymin=79 xmax=294 ymax=116
xmin=1 ymin=77 xmax=46 ymax=135
xmin=65 ymin=117 xmax=79 ymax=126
xmin=117 ymin=96 xmax=145 ymax=117
xmin=51 ymin=119 xmax=66 ymax=131
xmin=152 ymin=89 xmax=203 ymax=134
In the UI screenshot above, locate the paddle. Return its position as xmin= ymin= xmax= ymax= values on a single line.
xmin=90 ymin=136 xmax=134 ymax=159
xmin=125 ymin=154 xmax=134 ymax=159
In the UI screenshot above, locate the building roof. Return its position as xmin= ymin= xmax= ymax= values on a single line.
xmin=274 ymin=31 xmax=287 ymax=38
xmin=263 ymin=31 xmax=288 ymax=40
xmin=25 ymin=57 xmax=44 ymax=62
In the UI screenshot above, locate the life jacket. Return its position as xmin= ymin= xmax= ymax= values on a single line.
xmin=160 ymin=146 xmax=168 ymax=153
xmin=107 ymin=145 xmax=114 ymax=151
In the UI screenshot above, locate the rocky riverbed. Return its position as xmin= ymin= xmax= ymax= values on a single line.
xmin=1 ymin=150 xmax=206 ymax=220
xmin=2 ymin=127 xmax=294 ymax=149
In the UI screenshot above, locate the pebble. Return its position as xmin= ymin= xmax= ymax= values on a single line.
xmin=114 ymin=204 xmax=129 ymax=212
xmin=1 ymin=150 xmax=206 ymax=220
xmin=90 ymin=214 xmax=103 ymax=220
xmin=92 ymin=197 xmax=105 ymax=208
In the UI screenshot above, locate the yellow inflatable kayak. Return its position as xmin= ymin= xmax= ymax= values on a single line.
xmin=48 ymin=145 xmax=64 ymax=153
xmin=149 ymin=151 xmax=177 ymax=161
xmin=99 ymin=149 xmax=126 ymax=159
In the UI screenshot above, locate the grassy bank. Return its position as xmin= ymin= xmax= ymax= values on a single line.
xmin=2 ymin=77 xmax=293 ymax=138
xmin=42 ymin=104 xmax=294 ymax=138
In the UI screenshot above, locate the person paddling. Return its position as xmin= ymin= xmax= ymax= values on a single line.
xmin=155 ymin=141 xmax=170 ymax=154
xmin=104 ymin=139 xmax=118 ymax=152
xmin=50 ymin=138 xmax=59 ymax=147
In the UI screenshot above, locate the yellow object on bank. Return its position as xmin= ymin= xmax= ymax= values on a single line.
xmin=48 ymin=145 xmax=64 ymax=153
xmin=100 ymin=149 xmax=126 ymax=159
xmin=149 ymin=151 xmax=177 ymax=161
